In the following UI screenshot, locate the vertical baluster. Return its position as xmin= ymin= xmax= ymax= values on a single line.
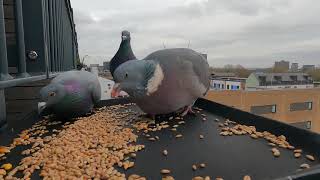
xmin=0 ymin=89 xmax=6 ymax=130
xmin=0 ymin=0 xmax=12 ymax=81
xmin=48 ymin=0 xmax=55 ymax=72
xmin=15 ymin=0 xmax=29 ymax=78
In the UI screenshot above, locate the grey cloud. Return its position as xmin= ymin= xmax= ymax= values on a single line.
xmin=71 ymin=0 xmax=320 ymax=68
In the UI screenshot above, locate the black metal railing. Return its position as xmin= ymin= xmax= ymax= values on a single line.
xmin=0 ymin=0 xmax=78 ymax=129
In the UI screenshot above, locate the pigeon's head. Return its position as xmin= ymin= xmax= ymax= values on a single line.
xmin=38 ymin=83 xmax=66 ymax=114
xmin=112 ymin=60 xmax=164 ymax=99
xmin=121 ymin=30 xmax=131 ymax=41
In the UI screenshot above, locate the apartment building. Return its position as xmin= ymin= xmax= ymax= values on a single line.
xmin=206 ymin=89 xmax=320 ymax=133
xmin=211 ymin=77 xmax=246 ymax=91
xmin=246 ymin=72 xmax=314 ymax=90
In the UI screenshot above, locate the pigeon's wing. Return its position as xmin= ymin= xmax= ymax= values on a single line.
xmin=146 ymin=48 xmax=210 ymax=95
xmin=89 ymin=77 xmax=101 ymax=104
xmin=182 ymin=49 xmax=210 ymax=95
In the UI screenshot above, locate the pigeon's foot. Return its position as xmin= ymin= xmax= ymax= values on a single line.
xmin=181 ymin=105 xmax=195 ymax=117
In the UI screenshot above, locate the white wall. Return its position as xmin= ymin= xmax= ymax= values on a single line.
xmin=211 ymin=79 xmax=243 ymax=90
xmin=226 ymin=81 xmax=242 ymax=90
xmin=257 ymin=84 xmax=314 ymax=90
xmin=98 ymin=77 xmax=114 ymax=100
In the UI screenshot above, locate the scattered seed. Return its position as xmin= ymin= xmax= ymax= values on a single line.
xmin=306 ymin=155 xmax=315 ymax=161
xmin=201 ymin=114 xmax=206 ymax=117
xmin=271 ymin=148 xmax=280 ymax=157
xmin=220 ymin=132 xmax=229 ymax=136
xmin=202 ymin=118 xmax=207 ymax=121
xmin=243 ymin=175 xmax=251 ymax=180
xmin=294 ymin=149 xmax=302 ymax=153
xmin=1 ymin=163 xmax=12 ymax=171
xmin=130 ymin=153 xmax=137 ymax=158
xmin=192 ymin=165 xmax=197 ymax=171
xmin=268 ymin=143 xmax=276 ymax=147
xmin=218 ymin=123 xmax=224 ymax=127
xmin=128 ymin=174 xmax=146 ymax=180
xmin=200 ymin=135 xmax=204 ymax=139
xmin=163 ymin=150 xmax=168 ymax=156
xmin=214 ymin=119 xmax=219 ymax=122
xmin=204 ymin=176 xmax=211 ymax=180
xmin=215 ymin=178 xmax=224 ymax=180
xmin=300 ymin=163 xmax=310 ymax=169
xmin=162 ymin=176 xmax=175 ymax=180
xmin=0 ymin=147 xmax=10 ymax=154
xmin=0 ymin=169 xmax=6 ymax=176
xmin=193 ymin=177 xmax=204 ymax=180
xmin=288 ymin=146 xmax=295 ymax=150
xmin=178 ymin=121 xmax=185 ymax=125
xmin=250 ymin=134 xmax=258 ymax=139
xmin=175 ymin=134 xmax=183 ymax=138
xmin=148 ymin=137 xmax=156 ymax=141
xmin=155 ymin=136 xmax=160 ymax=140
xmin=200 ymin=163 xmax=206 ymax=168
xmin=171 ymin=128 xmax=177 ymax=131
xmin=173 ymin=125 xmax=179 ymax=128
xmin=161 ymin=169 xmax=171 ymax=174
xmin=294 ymin=153 xmax=301 ymax=158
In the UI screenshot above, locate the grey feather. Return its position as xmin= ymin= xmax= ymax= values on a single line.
xmin=113 ymin=48 xmax=210 ymax=115
xmin=39 ymin=70 xmax=101 ymax=117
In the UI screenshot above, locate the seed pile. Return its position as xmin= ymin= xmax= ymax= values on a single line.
xmin=0 ymin=104 xmax=149 ymax=179
xmin=0 ymin=104 xmax=318 ymax=179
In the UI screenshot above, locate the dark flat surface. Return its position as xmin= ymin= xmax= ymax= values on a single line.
xmin=0 ymin=98 xmax=320 ymax=180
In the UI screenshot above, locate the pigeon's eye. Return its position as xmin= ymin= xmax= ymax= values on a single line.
xmin=49 ymin=92 xmax=56 ymax=97
xmin=125 ymin=73 xmax=128 ymax=78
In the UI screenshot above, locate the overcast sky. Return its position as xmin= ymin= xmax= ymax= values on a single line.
xmin=71 ymin=0 xmax=320 ymax=68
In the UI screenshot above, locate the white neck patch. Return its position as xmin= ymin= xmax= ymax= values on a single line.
xmin=146 ymin=63 xmax=164 ymax=96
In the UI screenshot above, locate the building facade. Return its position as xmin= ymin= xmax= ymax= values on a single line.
xmin=211 ymin=77 xmax=246 ymax=91
xmin=206 ymin=89 xmax=320 ymax=133
xmin=274 ymin=60 xmax=289 ymax=71
xmin=302 ymin=65 xmax=315 ymax=72
xmin=246 ymin=72 xmax=314 ymax=90
xmin=103 ymin=61 xmax=110 ymax=71
xmin=290 ymin=63 xmax=299 ymax=72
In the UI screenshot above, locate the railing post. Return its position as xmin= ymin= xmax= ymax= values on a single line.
xmin=0 ymin=89 xmax=6 ymax=130
xmin=0 ymin=0 xmax=13 ymax=81
xmin=15 ymin=0 xmax=30 ymax=78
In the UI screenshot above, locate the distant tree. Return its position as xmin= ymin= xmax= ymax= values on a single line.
xmin=210 ymin=64 xmax=252 ymax=78
xmin=76 ymin=58 xmax=86 ymax=70
xmin=307 ymin=68 xmax=320 ymax=81
xmin=269 ymin=66 xmax=288 ymax=73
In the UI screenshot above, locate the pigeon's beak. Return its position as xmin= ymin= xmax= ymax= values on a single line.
xmin=38 ymin=102 xmax=47 ymax=115
xmin=111 ymin=83 xmax=121 ymax=98
xmin=121 ymin=35 xmax=128 ymax=40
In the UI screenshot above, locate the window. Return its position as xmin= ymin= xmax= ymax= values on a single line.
xmin=237 ymin=86 xmax=240 ymax=90
xmin=221 ymin=84 xmax=224 ymax=89
xmin=290 ymin=102 xmax=312 ymax=111
xmin=291 ymin=121 xmax=311 ymax=130
xmin=227 ymin=85 xmax=230 ymax=90
xmin=250 ymin=105 xmax=277 ymax=115
xmin=213 ymin=83 xmax=216 ymax=88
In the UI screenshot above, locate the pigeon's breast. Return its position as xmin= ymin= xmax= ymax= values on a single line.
xmin=137 ymin=71 xmax=196 ymax=114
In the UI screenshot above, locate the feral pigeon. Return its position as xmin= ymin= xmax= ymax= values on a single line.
xmin=112 ymin=48 xmax=210 ymax=116
xmin=38 ymin=70 xmax=101 ymax=117
xmin=110 ymin=30 xmax=136 ymax=77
